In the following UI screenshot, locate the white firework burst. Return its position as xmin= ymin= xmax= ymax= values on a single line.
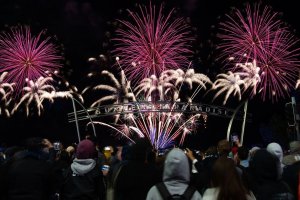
xmin=0 ymin=72 xmax=15 ymax=117
xmin=50 ymin=70 xmax=84 ymax=103
xmin=55 ymin=84 xmax=84 ymax=103
xmin=164 ymin=69 xmax=212 ymax=90
xmin=134 ymin=74 xmax=177 ymax=101
xmin=11 ymin=76 xmax=55 ymax=116
xmin=90 ymin=70 xmax=136 ymax=107
xmin=296 ymin=79 xmax=300 ymax=89
xmin=170 ymin=69 xmax=212 ymax=90
xmin=212 ymin=71 xmax=245 ymax=105
xmin=162 ymin=68 xmax=211 ymax=101
xmin=235 ymin=59 xmax=261 ymax=96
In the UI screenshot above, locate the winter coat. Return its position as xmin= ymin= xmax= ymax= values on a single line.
xmin=60 ymin=158 xmax=105 ymax=200
xmin=249 ymin=150 xmax=295 ymax=200
xmin=0 ymin=151 xmax=55 ymax=200
xmin=114 ymin=160 xmax=157 ymax=200
xmin=146 ymin=148 xmax=202 ymax=200
xmin=266 ymin=143 xmax=285 ymax=177
xmin=282 ymin=161 xmax=300 ymax=197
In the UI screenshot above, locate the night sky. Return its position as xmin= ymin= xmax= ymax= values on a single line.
xmin=0 ymin=0 xmax=299 ymax=149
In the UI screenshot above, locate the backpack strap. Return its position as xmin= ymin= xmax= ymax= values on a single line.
xmin=156 ymin=183 xmax=196 ymax=200
xmin=156 ymin=183 xmax=171 ymax=199
xmin=182 ymin=185 xmax=196 ymax=200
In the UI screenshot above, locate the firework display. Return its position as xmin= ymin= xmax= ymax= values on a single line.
xmin=112 ymin=3 xmax=193 ymax=84
xmin=83 ymin=61 xmax=210 ymax=148
xmin=212 ymin=71 xmax=245 ymax=105
xmin=0 ymin=26 xmax=62 ymax=94
xmin=296 ymin=79 xmax=300 ymax=89
xmin=50 ymin=71 xmax=84 ymax=103
xmin=217 ymin=3 xmax=300 ymax=101
xmin=0 ymin=72 xmax=15 ymax=117
xmin=11 ymin=76 xmax=56 ymax=116
xmin=1 ymin=1 xmax=300 ymax=149
xmin=235 ymin=60 xmax=260 ymax=96
xmin=217 ymin=4 xmax=283 ymax=64
xmin=0 ymin=26 xmax=83 ymax=117
xmin=89 ymin=70 xmax=135 ymax=107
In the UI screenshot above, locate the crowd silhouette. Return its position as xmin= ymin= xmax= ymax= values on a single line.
xmin=0 ymin=136 xmax=299 ymax=200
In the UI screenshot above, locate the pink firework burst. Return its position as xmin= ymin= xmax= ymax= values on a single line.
xmin=0 ymin=26 xmax=62 ymax=94
xmin=257 ymin=30 xmax=300 ymax=101
xmin=217 ymin=3 xmax=283 ymax=65
xmin=113 ymin=3 xmax=193 ymax=83
xmin=218 ymin=3 xmax=300 ymax=101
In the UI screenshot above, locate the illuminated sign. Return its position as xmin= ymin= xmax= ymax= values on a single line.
xmin=68 ymin=101 xmax=251 ymax=123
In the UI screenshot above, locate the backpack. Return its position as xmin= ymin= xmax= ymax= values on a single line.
xmin=156 ymin=182 xmax=196 ymax=200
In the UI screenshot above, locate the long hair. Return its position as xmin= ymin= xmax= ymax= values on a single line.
xmin=211 ymin=157 xmax=248 ymax=200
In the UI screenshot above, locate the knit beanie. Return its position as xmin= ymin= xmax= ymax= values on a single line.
xmin=76 ymin=139 xmax=96 ymax=159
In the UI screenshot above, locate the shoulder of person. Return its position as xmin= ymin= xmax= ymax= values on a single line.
xmin=190 ymin=189 xmax=202 ymax=200
xmin=87 ymin=163 xmax=103 ymax=177
xmin=246 ymin=191 xmax=257 ymax=200
xmin=202 ymin=187 xmax=219 ymax=200
xmin=146 ymin=185 xmax=161 ymax=200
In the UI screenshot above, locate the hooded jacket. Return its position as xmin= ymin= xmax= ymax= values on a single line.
xmin=71 ymin=158 xmax=96 ymax=175
xmin=249 ymin=150 xmax=294 ymax=200
xmin=0 ymin=150 xmax=54 ymax=200
xmin=60 ymin=158 xmax=105 ymax=200
xmin=114 ymin=140 xmax=157 ymax=200
xmin=266 ymin=143 xmax=284 ymax=177
xmin=146 ymin=148 xmax=202 ymax=200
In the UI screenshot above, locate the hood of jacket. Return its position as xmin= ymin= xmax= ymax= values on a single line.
xmin=267 ymin=143 xmax=283 ymax=163
xmin=71 ymin=158 xmax=96 ymax=175
xmin=163 ymin=148 xmax=190 ymax=183
xmin=250 ymin=149 xmax=280 ymax=182
xmin=146 ymin=149 xmax=202 ymax=200
xmin=267 ymin=142 xmax=285 ymax=174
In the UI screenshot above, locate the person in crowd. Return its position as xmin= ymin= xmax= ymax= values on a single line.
xmin=282 ymin=141 xmax=300 ymax=197
xmin=0 ymin=137 xmax=55 ymax=200
xmin=60 ymin=139 xmax=105 ymax=200
xmin=3 ymin=146 xmax=23 ymax=162
xmin=115 ymin=139 xmax=157 ymax=200
xmin=230 ymin=136 xmax=242 ymax=159
xmin=249 ymin=146 xmax=260 ymax=161
xmin=109 ymin=146 xmax=122 ymax=172
xmin=101 ymin=146 xmax=113 ymax=177
xmin=202 ymin=156 xmax=256 ymax=200
xmin=232 ymin=146 xmax=252 ymax=192
xmin=106 ymin=145 xmax=131 ymax=200
xmin=217 ymin=139 xmax=231 ymax=158
xmin=283 ymin=141 xmax=300 ymax=166
xmin=65 ymin=145 xmax=75 ymax=160
xmin=146 ymin=148 xmax=202 ymax=200
xmin=266 ymin=142 xmax=284 ymax=178
xmin=41 ymin=138 xmax=57 ymax=162
xmin=154 ymin=149 xmax=167 ymax=183
xmin=249 ymin=149 xmax=294 ymax=200
xmin=235 ymin=146 xmax=250 ymax=169
xmin=186 ymin=146 xmax=218 ymax=194
xmin=53 ymin=150 xmax=73 ymax=194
